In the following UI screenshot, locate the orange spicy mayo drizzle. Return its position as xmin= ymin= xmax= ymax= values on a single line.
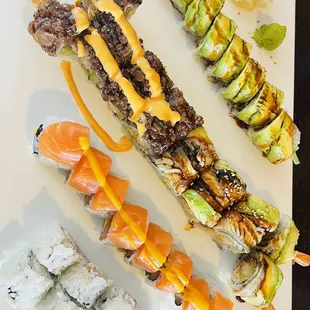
xmin=95 ymin=0 xmax=162 ymax=98
xmin=79 ymin=137 xmax=201 ymax=296
xmin=72 ymin=7 xmax=90 ymax=33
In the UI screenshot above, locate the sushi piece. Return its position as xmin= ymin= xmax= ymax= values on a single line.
xmin=67 ymin=147 xmax=112 ymax=194
xmin=33 ymin=122 xmax=90 ymax=169
xmin=36 ymin=283 xmax=83 ymax=310
xmin=236 ymin=82 xmax=284 ymax=127
xmin=222 ymin=58 xmax=266 ymax=103
xmin=210 ymin=34 xmax=252 ymax=84
xmin=85 ymin=174 xmax=130 ymax=218
xmin=155 ymin=250 xmax=193 ymax=293
xmin=195 ymin=13 xmax=237 ymax=62
xmin=211 ymin=211 xmax=265 ymax=254
xmin=233 ymin=194 xmax=280 ymax=233
xmin=59 ymin=259 xmax=108 ymax=308
xmin=184 ymin=0 xmax=225 ymax=37
xmin=33 ymin=222 xmax=83 ymax=275
xmin=170 ymin=0 xmax=194 ymax=14
xmin=200 ymin=160 xmax=247 ymax=209
xmin=153 ymin=145 xmax=199 ymax=196
xmin=230 ymin=252 xmax=283 ymax=307
xmin=0 ymin=249 xmax=54 ymax=309
xmin=249 ymin=109 xmax=299 ymax=164
xmin=184 ymin=127 xmax=219 ymax=173
xmin=101 ymin=203 xmax=149 ymax=250
xmin=181 ymin=188 xmax=222 ymax=228
xmin=258 ymin=215 xmax=300 ymax=265
xmin=93 ymin=283 xmax=137 ymax=310
xmin=131 ymin=223 xmax=173 ymax=273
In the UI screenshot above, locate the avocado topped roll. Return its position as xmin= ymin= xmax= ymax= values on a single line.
xmin=153 ymin=145 xmax=199 ymax=196
xmin=237 ymin=82 xmax=284 ymax=127
xmin=230 ymin=252 xmax=283 ymax=307
xmin=222 ymin=58 xmax=266 ymax=103
xmin=200 ymin=160 xmax=247 ymax=208
xmin=249 ymin=109 xmax=299 ymax=164
xmin=211 ymin=211 xmax=265 ymax=253
xmin=258 ymin=215 xmax=299 ymax=265
xmin=234 ymin=194 xmax=280 ymax=233
xmin=184 ymin=0 xmax=225 ymax=37
xmin=181 ymin=180 xmax=222 ymax=227
xmin=195 ymin=13 xmax=237 ymax=62
xmin=171 ymin=0 xmax=194 ymax=14
xmin=210 ymin=34 xmax=252 ymax=84
xmin=184 ymin=126 xmax=219 ymax=172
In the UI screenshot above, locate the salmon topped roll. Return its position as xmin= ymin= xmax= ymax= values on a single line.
xmin=85 ymin=174 xmax=130 ymax=218
xmin=33 ymin=122 xmax=90 ymax=169
xmin=67 ymin=147 xmax=112 ymax=194
xmin=131 ymin=223 xmax=173 ymax=273
xmin=101 ymin=204 xmax=149 ymax=250
xmin=155 ymin=250 xmax=193 ymax=293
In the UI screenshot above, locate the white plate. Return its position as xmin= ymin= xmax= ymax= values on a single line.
xmin=0 ymin=0 xmax=295 ymax=309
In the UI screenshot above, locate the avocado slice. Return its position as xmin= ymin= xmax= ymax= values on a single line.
xmin=171 ymin=0 xmax=194 ymax=14
xmin=195 ymin=13 xmax=237 ymax=62
xmin=211 ymin=34 xmax=252 ymax=84
xmin=222 ymin=58 xmax=266 ymax=103
xmin=234 ymin=194 xmax=280 ymax=233
xmin=249 ymin=109 xmax=296 ymax=164
xmin=182 ymin=189 xmax=221 ymax=227
xmin=237 ymin=82 xmax=284 ymax=127
xmin=184 ymin=0 xmax=225 ymax=37
xmin=243 ymin=254 xmax=283 ymax=307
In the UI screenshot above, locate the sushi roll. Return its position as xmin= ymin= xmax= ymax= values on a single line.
xmin=257 ymin=215 xmax=300 ymax=265
xmin=236 ymin=82 xmax=284 ymax=127
xmin=100 ymin=203 xmax=149 ymax=250
xmin=0 ymin=249 xmax=54 ymax=309
xmin=130 ymin=223 xmax=173 ymax=273
xmin=195 ymin=13 xmax=237 ymax=63
xmin=183 ymin=126 xmax=219 ymax=173
xmin=249 ymin=109 xmax=300 ymax=164
xmin=210 ymin=211 xmax=265 ymax=254
xmin=33 ymin=223 xmax=83 ymax=275
xmin=153 ymin=145 xmax=199 ymax=196
xmin=33 ymin=122 xmax=91 ymax=170
xmin=200 ymin=160 xmax=247 ymax=209
xmin=222 ymin=58 xmax=266 ymax=104
xmin=230 ymin=252 xmax=283 ymax=307
xmin=59 ymin=259 xmax=108 ymax=308
xmin=67 ymin=147 xmax=112 ymax=195
xmin=170 ymin=0 xmax=194 ymax=14
xmin=85 ymin=174 xmax=130 ymax=218
xmin=184 ymin=0 xmax=225 ymax=37
xmin=36 ymin=283 xmax=83 ymax=310
xmin=93 ymin=283 xmax=137 ymax=310
xmin=233 ymin=194 xmax=280 ymax=233
xmin=209 ymin=34 xmax=252 ymax=84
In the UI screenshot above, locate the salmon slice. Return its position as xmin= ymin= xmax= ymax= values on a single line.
xmin=209 ymin=292 xmax=234 ymax=310
xmin=88 ymin=174 xmax=130 ymax=212
xmin=105 ymin=203 xmax=149 ymax=250
xmin=37 ymin=121 xmax=90 ymax=169
xmin=182 ymin=278 xmax=211 ymax=310
xmin=156 ymin=250 xmax=193 ymax=293
xmin=133 ymin=223 xmax=173 ymax=273
xmin=67 ymin=147 xmax=112 ymax=194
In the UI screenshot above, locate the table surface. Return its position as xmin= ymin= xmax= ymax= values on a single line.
xmin=293 ymin=0 xmax=310 ymax=309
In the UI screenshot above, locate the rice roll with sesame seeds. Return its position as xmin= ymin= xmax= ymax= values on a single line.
xmin=0 ymin=249 xmax=54 ymax=310
xmin=210 ymin=211 xmax=265 ymax=254
xmin=183 ymin=127 xmax=219 ymax=173
xmin=59 ymin=259 xmax=109 ymax=308
xmin=153 ymin=145 xmax=199 ymax=196
xmin=200 ymin=160 xmax=247 ymax=209
xmin=233 ymin=194 xmax=280 ymax=233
